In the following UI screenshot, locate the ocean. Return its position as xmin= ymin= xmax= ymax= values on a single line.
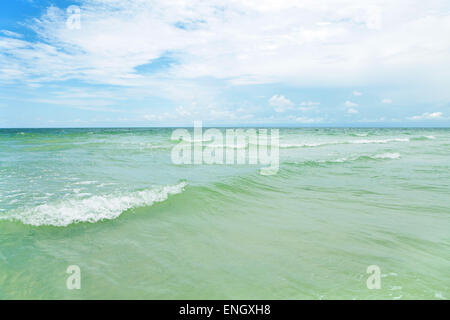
xmin=0 ymin=127 xmax=448 ymax=299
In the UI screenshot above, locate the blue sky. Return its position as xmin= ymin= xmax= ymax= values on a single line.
xmin=0 ymin=0 xmax=449 ymax=127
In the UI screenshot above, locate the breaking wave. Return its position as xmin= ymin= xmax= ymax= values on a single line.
xmin=0 ymin=182 xmax=187 ymax=227
xmin=284 ymin=152 xmax=401 ymax=167
xmin=280 ymin=138 xmax=410 ymax=148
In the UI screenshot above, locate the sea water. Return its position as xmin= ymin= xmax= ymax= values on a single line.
xmin=0 ymin=127 xmax=448 ymax=299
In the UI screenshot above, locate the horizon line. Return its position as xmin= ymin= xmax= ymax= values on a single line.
xmin=2 ymin=125 xmax=450 ymax=130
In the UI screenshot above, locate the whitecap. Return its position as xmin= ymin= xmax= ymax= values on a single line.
xmin=73 ymin=181 xmax=97 ymax=185
xmin=350 ymin=138 xmax=409 ymax=144
xmin=371 ymin=153 xmax=401 ymax=160
xmin=285 ymin=152 xmax=401 ymax=166
xmin=279 ymin=138 xmax=409 ymax=148
xmin=0 ymin=182 xmax=187 ymax=227
xmin=317 ymin=157 xmax=348 ymax=163
xmin=178 ymin=137 xmax=213 ymax=143
xmin=98 ymin=183 xmax=116 ymax=187
xmin=280 ymin=142 xmax=323 ymax=148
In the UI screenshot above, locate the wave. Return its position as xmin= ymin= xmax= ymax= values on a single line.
xmin=349 ymin=138 xmax=409 ymax=144
xmin=173 ymin=138 xmax=250 ymax=149
xmin=280 ymin=142 xmax=324 ymax=148
xmin=0 ymin=182 xmax=187 ymax=227
xmin=351 ymin=133 xmax=369 ymax=137
xmin=370 ymin=152 xmax=401 ymax=159
xmin=329 ymin=152 xmax=401 ymax=162
xmin=284 ymin=152 xmax=401 ymax=167
xmin=73 ymin=180 xmax=98 ymax=185
xmin=410 ymin=135 xmax=436 ymax=141
xmin=147 ymin=135 xmax=429 ymax=150
xmin=172 ymin=137 xmax=212 ymax=143
xmin=280 ymin=138 xmax=409 ymax=149
xmin=170 ymin=136 xmax=414 ymax=150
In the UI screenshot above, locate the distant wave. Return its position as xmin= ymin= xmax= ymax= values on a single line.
xmin=370 ymin=152 xmax=401 ymax=159
xmin=173 ymin=137 xmax=213 ymax=143
xmin=410 ymin=135 xmax=436 ymax=141
xmin=280 ymin=142 xmax=325 ymax=148
xmin=284 ymin=152 xmax=401 ymax=167
xmin=174 ymin=137 xmax=250 ymax=149
xmin=349 ymin=138 xmax=409 ymax=144
xmin=0 ymin=182 xmax=187 ymax=227
xmin=170 ymin=136 xmax=437 ymax=150
xmin=197 ymin=138 xmax=410 ymax=150
xmin=351 ymin=133 xmax=369 ymax=137
xmin=280 ymin=138 xmax=409 ymax=148
xmin=169 ymin=136 xmax=420 ymax=150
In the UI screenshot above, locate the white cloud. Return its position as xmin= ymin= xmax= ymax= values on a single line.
xmin=0 ymin=0 xmax=449 ymax=89
xmin=1 ymin=0 xmax=450 ymax=126
xmin=345 ymin=100 xmax=358 ymax=107
xmin=0 ymin=30 xmax=22 ymax=38
xmin=298 ymin=101 xmax=320 ymax=111
xmin=408 ymin=112 xmax=443 ymax=120
xmin=269 ymin=94 xmax=294 ymax=112
xmin=382 ymin=98 xmax=392 ymax=103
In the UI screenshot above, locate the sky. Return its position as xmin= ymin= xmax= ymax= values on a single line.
xmin=0 ymin=0 xmax=449 ymax=128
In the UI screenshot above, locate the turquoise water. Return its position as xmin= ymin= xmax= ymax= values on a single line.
xmin=0 ymin=127 xmax=449 ymax=299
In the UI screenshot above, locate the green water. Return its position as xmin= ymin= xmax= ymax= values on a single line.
xmin=0 ymin=128 xmax=449 ymax=299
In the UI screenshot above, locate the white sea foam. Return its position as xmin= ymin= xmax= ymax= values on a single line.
xmin=73 ymin=180 xmax=97 ymax=185
xmin=316 ymin=157 xmax=348 ymax=163
xmin=1 ymin=182 xmax=187 ymax=227
xmin=280 ymin=138 xmax=409 ymax=148
xmin=350 ymin=138 xmax=409 ymax=144
xmin=287 ymin=152 xmax=401 ymax=166
xmin=371 ymin=152 xmax=401 ymax=159
xmin=98 ymin=182 xmax=116 ymax=187
xmin=329 ymin=157 xmax=348 ymax=162
xmin=176 ymin=136 xmax=410 ymax=150
xmin=331 ymin=152 xmax=400 ymax=162
xmin=280 ymin=142 xmax=323 ymax=148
